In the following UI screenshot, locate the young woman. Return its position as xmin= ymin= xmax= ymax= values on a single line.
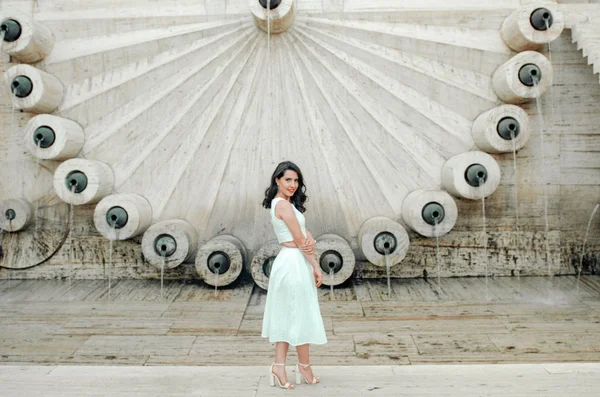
xmin=261 ymin=161 xmax=327 ymax=389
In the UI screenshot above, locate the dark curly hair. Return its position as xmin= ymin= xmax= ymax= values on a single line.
xmin=262 ymin=161 xmax=308 ymax=213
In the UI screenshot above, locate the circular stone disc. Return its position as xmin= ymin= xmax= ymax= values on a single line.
xmin=0 ymin=198 xmax=69 ymax=269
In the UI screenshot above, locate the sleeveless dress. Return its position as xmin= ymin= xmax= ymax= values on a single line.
xmin=261 ymin=197 xmax=328 ymax=346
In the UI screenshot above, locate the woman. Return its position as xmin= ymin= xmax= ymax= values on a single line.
xmin=261 ymin=161 xmax=328 ymax=389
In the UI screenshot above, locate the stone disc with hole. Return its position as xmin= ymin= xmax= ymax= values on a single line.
xmin=24 ymin=114 xmax=84 ymax=160
xmin=250 ymin=0 xmax=295 ymax=34
xmin=358 ymin=217 xmax=410 ymax=268
xmin=492 ymin=51 xmax=552 ymax=104
xmin=441 ymin=151 xmax=501 ymax=200
xmin=472 ymin=105 xmax=530 ymax=154
xmin=0 ymin=197 xmax=69 ymax=269
xmin=501 ymin=4 xmax=564 ymax=52
xmin=401 ymin=189 xmax=458 ymax=238
xmin=195 ymin=234 xmax=245 ymax=287
xmin=0 ymin=11 xmax=54 ymax=63
xmin=250 ymin=240 xmax=282 ymax=290
xmin=0 ymin=198 xmax=33 ymax=232
xmin=94 ymin=193 xmax=152 ymax=240
xmin=141 ymin=219 xmax=198 ymax=270
xmin=4 ymin=63 xmax=63 ymax=113
xmin=54 ymin=159 xmax=114 ymax=205
xmin=315 ymin=234 xmax=355 ymax=286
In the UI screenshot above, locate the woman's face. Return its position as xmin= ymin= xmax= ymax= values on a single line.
xmin=276 ymin=170 xmax=299 ymax=199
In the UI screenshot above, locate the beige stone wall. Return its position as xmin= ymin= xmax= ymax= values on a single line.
xmin=1 ymin=0 xmax=599 ymax=280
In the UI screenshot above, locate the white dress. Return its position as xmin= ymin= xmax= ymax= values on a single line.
xmin=261 ymin=197 xmax=328 ymax=346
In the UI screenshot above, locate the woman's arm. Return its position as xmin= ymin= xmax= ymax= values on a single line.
xmin=275 ymin=200 xmax=309 ymax=249
xmin=276 ymin=203 xmax=315 ymax=252
xmin=304 ymin=230 xmax=315 ymax=255
xmin=275 ymin=201 xmax=322 ymax=286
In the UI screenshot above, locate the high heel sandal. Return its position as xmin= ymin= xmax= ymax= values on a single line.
xmin=295 ymin=363 xmax=320 ymax=385
xmin=269 ymin=363 xmax=294 ymax=389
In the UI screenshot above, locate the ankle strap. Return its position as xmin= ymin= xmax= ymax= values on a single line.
xmin=272 ymin=362 xmax=286 ymax=366
xmin=298 ymin=363 xmax=311 ymax=368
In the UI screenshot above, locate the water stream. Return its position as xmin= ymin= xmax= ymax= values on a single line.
xmin=479 ymin=177 xmax=489 ymax=300
xmin=545 ymin=18 xmax=554 ymax=110
xmin=69 ymin=185 xmax=76 ymax=299
xmin=434 ymin=219 xmax=441 ymax=290
xmin=107 ymin=222 xmax=119 ymax=300
xmin=160 ymin=251 xmax=166 ymax=299
xmin=329 ymin=269 xmax=335 ymax=301
xmin=6 ymin=220 xmax=13 ymax=286
xmin=577 ymin=203 xmax=600 ymax=294
xmin=214 ymin=269 xmax=220 ymax=298
xmin=384 ymin=252 xmax=391 ymax=299
xmin=267 ymin=0 xmax=272 ymax=138
xmin=33 ymin=140 xmax=42 ymax=233
xmin=532 ymin=78 xmax=552 ymax=287
xmin=0 ymin=229 xmax=4 ymax=285
xmin=510 ymin=130 xmax=521 ymax=286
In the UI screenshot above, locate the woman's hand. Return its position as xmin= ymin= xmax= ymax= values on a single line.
xmin=300 ymin=238 xmax=316 ymax=255
xmin=313 ymin=267 xmax=323 ymax=288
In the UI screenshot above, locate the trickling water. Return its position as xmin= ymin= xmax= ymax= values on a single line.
xmin=9 ymin=83 xmax=20 ymax=197
xmin=545 ymin=19 xmax=554 ymax=110
xmin=329 ymin=269 xmax=335 ymax=301
xmin=68 ymin=185 xmax=77 ymax=296
xmin=107 ymin=222 xmax=118 ymax=300
xmin=267 ymin=0 xmax=272 ymax=138
xmin=33 ymin=140 xmax=42 ymax=233
xmin=214 ymin=269 xmax=220 ymax=298
xmin=510 ymin=130 xmax=521 ymax=285
xmin=434 ymin=219 xmax=441 ymax=290
xmin=108 ymin=237 xmax=113 ymax=299
xmin=160 ymin=251 xmax=166 ymax=299
xmin=532 ymin=78 xmax=552 ymax=284
xmin=479 ymin=177 xmax=489 ymax=300
xmin=577 ymin=203 xmax=600 ymax=294
xmin=10 ymin=91 xmax=16 ymax=156
xmin=7 ymin=219 xmax=13 ymax=286
xmin=384 ymin=252 xmax=391 ymax=299
xmin=0 ymin=228 xmax=4 ymax=285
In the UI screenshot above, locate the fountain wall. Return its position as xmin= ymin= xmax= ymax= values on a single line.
xmin=1 ymin=0 xmax=599 ymax=283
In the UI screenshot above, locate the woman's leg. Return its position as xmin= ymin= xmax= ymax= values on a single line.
xmin=296 ymin=344 xmax=318 ymax=382
xmin=273 ymin=342 xmax=291 ymax=383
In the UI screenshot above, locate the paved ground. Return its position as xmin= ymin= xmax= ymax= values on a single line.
xmin=1 ymin=276 xmax=599 ymax=366
xmin=1 ymin=363 xmax=600 ymax=396
xmin=1 ymin=276 xmax=599 ymax=395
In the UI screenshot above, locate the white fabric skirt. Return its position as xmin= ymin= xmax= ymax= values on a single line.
xmin=261 ymin=247 xmax=328 ymax=346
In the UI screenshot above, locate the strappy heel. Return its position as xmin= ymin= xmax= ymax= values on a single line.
xmin=295 ymin=363 xmax=320 ymax=385
xmin=270 ymin=363 xmax=294 ymax=389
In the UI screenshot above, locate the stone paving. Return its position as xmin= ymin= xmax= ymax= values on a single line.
xmin=1 ymin=276 xmax=599 ymax=366
xmin=1 ymin=363 xmax=600 ymax=396
xmin=1 ymin=276 xmax=599 ymax=395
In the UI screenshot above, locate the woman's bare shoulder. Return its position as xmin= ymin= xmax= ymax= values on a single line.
xmin=274 ymin=199 xmax=294 ymax=217
xmin=274 ymin=198 xmax=292 ymax=208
